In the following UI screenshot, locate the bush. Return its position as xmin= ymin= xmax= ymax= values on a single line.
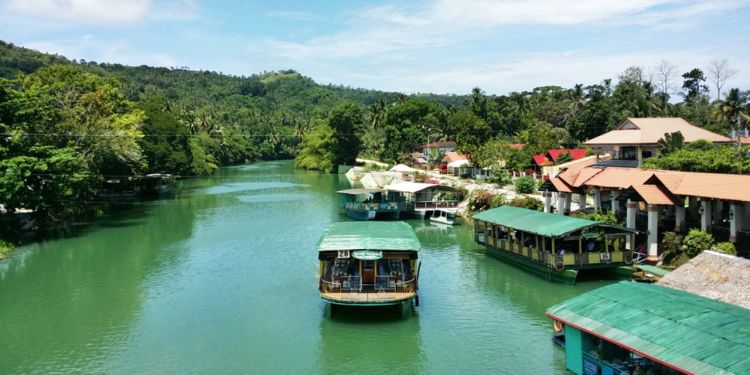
xmin=514 ymin=176 xmax=536 ymax=194
xmin=467 ymin=189 xmax=505 ymax=213
xmin=573 ymin=210 xmax=621 ymax=225
xmin=0 ymin=240 xmax=13 ymax=259
xmin=660 ymin=231 xmax=684 ymax=265
xmin=489 ymin=169 xmax=511 ymax=186
xmin=712 ymin=242 xmax=737 ymax=256
xmin=503 ymin=196 xmax=543 ymax=211
xmin=681 ymin=229 xmax=715 ymax=258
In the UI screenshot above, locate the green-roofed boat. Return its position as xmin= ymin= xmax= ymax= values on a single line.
xmin=317 ymin=221 xmax=421 ymax=307
xmin=472 ymin=206 xmax=637 ymax=284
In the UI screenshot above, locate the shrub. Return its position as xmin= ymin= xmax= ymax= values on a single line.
xmin=681 ymin=229 xmax=715 ymax=258
xmin=489 ymin=169 xmax=511 ymax=186
xmin=573 ymin=210 xmax=621 ymax=225
xmin=660 ymin=231 xmax=684 ymax=265
xmin=467 ymin=189 xmax=505 ymax=213
xmin=712 ymin=242 xmax=737 ymax=256
xmin=0 ymin=240 xmax=13 ymax=259
xmin=503 ymin=196 xmax=543 ymax=211
xmin=514 ymin=176 xmax=536 ymax=194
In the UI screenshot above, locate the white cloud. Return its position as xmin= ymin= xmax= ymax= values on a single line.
xmin=24 ymin=35 xmax=181 ymax=67
xmin=2 ymin=0 xmax=200 ymax=24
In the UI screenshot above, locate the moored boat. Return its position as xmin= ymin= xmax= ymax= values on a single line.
xmin=317 ymin=221 xmax=421 ymax=306
xmin=429 ymin=208 xmax=458 ymax=225
xmin=473 ymin=206 xmax=637 ymax=284
xmin=337 ymin=188 xmax=406 ymax=220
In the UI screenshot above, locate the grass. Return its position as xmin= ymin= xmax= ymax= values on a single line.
xmin=0 ymin=240 xmax=13 ymax=259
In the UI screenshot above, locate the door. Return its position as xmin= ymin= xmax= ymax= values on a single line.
xmin=362 ymin=260 xmax=375 ymax=286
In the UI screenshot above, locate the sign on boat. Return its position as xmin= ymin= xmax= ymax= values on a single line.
xmin=317 ymin=221 xmax=421 ymax=307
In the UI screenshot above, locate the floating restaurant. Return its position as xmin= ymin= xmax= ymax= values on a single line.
xmin=317 ymin=221 xmax=421 ymax=307
xmin=473 ymin=206 xmax=637 ymax=284
xmin=336 ymin=188 xmax=406 ymax=220
xmin=384 ymin=182 xmax=460 ymax=219
xmin=547 ymin=282 xmax=750 ymax=375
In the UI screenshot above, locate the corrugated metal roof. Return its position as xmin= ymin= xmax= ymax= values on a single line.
xmin=316 ymin=221 xmax=420 ymax=252
xmin=472 ymin=206 xmax=600 ymax=238
xmin=547 ymin=282 xmax=750 ymax=374
xmin=337 ymin=188 xmax=384 ymax=195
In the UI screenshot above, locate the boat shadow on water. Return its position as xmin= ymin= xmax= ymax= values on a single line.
xmin=325 ymin=302 xmax=418 ymax=322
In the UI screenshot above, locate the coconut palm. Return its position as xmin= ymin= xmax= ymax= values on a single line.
xmin=712 ymin=88 xmax=749 ymax=147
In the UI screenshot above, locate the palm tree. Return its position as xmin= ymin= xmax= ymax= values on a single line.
xmin=368 ymin=98 xmax=387 ymax=130
xmin=657 ymin=131 xmax=685 ymax=155
xmin=712 ymin=88 xmax=749 ymax=147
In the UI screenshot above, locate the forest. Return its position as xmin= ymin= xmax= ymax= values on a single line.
xmin=0 ymin=40 xmax=748 ymax=225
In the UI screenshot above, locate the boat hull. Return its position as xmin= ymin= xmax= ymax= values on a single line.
xmin=320 ymin=292 xmax=416 ymax=306
xmin=345 ymin=209 xmax=400 ymax=221
xmin=484 ymin=245 xmax=579 ymax=284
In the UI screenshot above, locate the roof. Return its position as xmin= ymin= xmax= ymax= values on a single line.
xmin=385 ymin=181 xmax=441 ymax=193
xmin=316 ymin=221 xmax=420 ymax=252
xmin=337 ymin=188 xmax=384 ymax=195
xmin=652 ymin=170 xmax=750 ymax=203
xmin=547 ymin=282 xmax=750 ymax=375
xmin=532 ymin=154 xmax=553 ymax=167
xmin=557 ymin=158 xmax=598 ymax=187
xmin=739 ymin=137 xmax=750 ymax=145
xmin=658 ymin=251 xmax=750 ymax=310
xmin=631 ymin=184 xmax=676 ymax=205
xmin=447 ymin=159 xmax=471 ymax=168
xmin=548 ymin=148 xmax=588 ymax=162
xmin=390 ymin=164 xmax=417 ymax=172
xmin=423 ymin=141 xmax=456 ymax=148
xmin=473 ymin=206 xmax=605 ymax=238
xmin=550 ymin=177 xmax=573 ymax=193
xmin=441 ymin=151 xmax=469 ymax=163
xmin=584 ymin=167 xmax=655 ymax=189
xmin=509 ymin=143 xmax=525 ymax=150
xmin=584 ymin=117 xmax=732 ymax=146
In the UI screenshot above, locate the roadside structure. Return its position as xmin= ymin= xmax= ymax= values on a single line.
xmin=583 ymin=117 xmax=732 ymax=167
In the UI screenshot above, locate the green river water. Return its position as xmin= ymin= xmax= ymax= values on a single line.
xmin=0 ymin=161 xmax=612 ymax=374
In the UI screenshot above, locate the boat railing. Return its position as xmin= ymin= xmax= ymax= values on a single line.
xmin=320 ymin=275 xmax=416 ymax=294
xmin=345 ymin=202 xmax=406 ymax=211
xmin=414 ymin=201 xmax=458 ymax=210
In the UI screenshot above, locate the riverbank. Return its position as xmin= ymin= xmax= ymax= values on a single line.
xmin=0 ymin=239 xmax=13 ymax=259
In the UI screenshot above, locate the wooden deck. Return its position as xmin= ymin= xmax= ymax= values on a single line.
xmin=321 ymin=292 xmax=415 ymax=305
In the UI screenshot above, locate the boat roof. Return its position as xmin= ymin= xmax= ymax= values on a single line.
xmin=385 ymin=181 xmax=451 ymax=193
xmin=337 ymin=188 xmax=384 ymax=195
xmin=547 ymin=282 xmax=750 ymax=375
xmin=472 ymin=206 xmax=634 ymax=238
xmin=316 ymin=221 xmax=421 ymax=252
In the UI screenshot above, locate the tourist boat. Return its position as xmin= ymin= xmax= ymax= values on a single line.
xmin=317 ymin=221 xmax=421 ymax=307
xmin=473 ymin=206 xmax=637 ymax=284
xmin=337 ymin=188 xmax=406 ymax=220
xmin=429 ymin=208 xmax=458 ymax=225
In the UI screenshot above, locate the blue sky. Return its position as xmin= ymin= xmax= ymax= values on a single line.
xmin=1 ymin=0 xmax=749 ymax=96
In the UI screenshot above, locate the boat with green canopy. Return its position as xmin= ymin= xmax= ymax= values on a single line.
xmin=317 ymin=221 xmax=421 ymax=306
xmin=473 ymin=206 xmax=637 ymax=284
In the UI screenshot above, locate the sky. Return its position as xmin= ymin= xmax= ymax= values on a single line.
xmin=1 ymin=0 xmax=749 ymax=96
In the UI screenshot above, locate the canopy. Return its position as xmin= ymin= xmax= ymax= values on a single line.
xmin=385 ymin=181 xmax=440 ymax=194
xmin=447 ymin=160 xmax=470 ymax=168
xmin=317 ymin=221 xmax=421 ymax=252
xmin=547 ymin=282 xmax=750 ymax=374
xmin=390 ymin=164 xmax=417 ymax=173
xmin=472 ymin=206 xmax=634 ymax=238
xmin=337 ymin=188 xmax=384 ymax=195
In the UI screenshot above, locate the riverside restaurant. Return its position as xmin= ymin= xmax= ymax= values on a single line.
xmin=317 ymin=221 xmax=421 ymax=308
xmin=547 ymin=282 xmax=750 ymax=375
xmin=473 ymin=206 xmax=637 ymax=284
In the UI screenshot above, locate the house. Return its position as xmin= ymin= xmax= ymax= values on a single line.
xmin=421 ymin=141 xmax=456 ymax=161
xmin=531 ymin=148 xmax=589 ymax=175
xmin=440 ymin=152 xmax=471 ymax=176
xmin=584 ymin=117 xmax=733 ymax=167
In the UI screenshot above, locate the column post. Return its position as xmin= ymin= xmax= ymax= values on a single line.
xmin=579 ymin=193 xmax=587 ymax=210
xmin=556 ymin=192 xmax=566 ymax=216
xmin=564 ymin=193 xmax=572 ymax=215
xmin=701 ymin=200 xmax=712 ymax=231
xmin=730 ymin=203 xmax=738 ymax=243
xmin=610 ymin=191 xmax=620 ymax=216
xmin=593 ymin=188 xmax=602 ymax=211
xmin=626 ymin=199 xmax=637 ymax=250
xmin=675 ymin=204 xmax=686 ymax=232
xmin=647 ymin=204 xmax=659 ymax=262
xmin=544 ymin=190 xmax=552 ymax=213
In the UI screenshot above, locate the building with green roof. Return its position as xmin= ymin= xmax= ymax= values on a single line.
xmin=472 ymin=206 xmax=637 ymax=284
xmin=547 ymin=282 xmax=750 ymax=374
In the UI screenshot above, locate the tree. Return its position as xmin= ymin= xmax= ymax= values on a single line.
xmin=681 ymin=68 xmax=709 ymax=102
xmin=712 ymin=88 xmax=749 ymax=146
xmin=654 ymin=60 xmax=677 ymax=107
xmin=514 ymin=176 xmax=536 ymax=194
xmin=656 ymin=131 xmax=685 ymax=155
xmin=706 ymin=59 xmax=738 ymax=101
xmin=447 ymin=109 xmax=490 ymax=155
xmin=327 ymin=101 xmax=364 ymax=168
xmin=294 ymin=120 xmax=335 ymax=172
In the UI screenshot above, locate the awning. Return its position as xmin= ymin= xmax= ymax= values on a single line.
xmin=337 ymin=188 xmax=384 ymax=195
xmin=390 ymin=164 xmax=417 ymax=172
xmin=447 ymin=160 xmax=470 ymax=168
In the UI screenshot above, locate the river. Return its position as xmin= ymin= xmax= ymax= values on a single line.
xmin=0 ymin=160 xmax=612 ymax=374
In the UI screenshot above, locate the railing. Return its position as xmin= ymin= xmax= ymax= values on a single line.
xmin=414 ymin=201 xmax=459 ymax=209
xmin=345 ymin=202 xmax=406 ymax=211
xmin=320 ymin=275 xmax=416 ymax=294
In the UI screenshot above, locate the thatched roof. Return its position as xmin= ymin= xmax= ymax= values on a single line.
xmin=658 ymin=251 xmax=750 ymax=310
